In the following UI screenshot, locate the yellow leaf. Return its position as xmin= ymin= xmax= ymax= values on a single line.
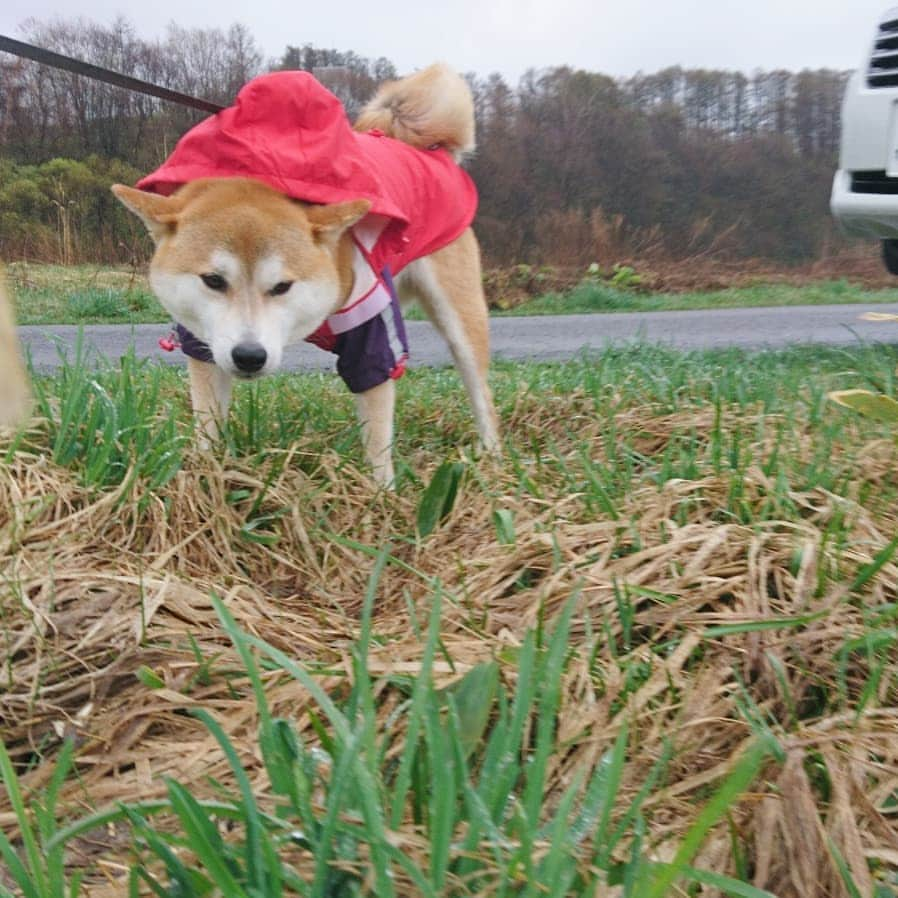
xmin=828 ymin=389 xmax=898 ymax=423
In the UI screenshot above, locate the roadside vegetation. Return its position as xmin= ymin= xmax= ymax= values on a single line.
xmin=9 ymin=261 xmax=898 ymax=326
xmin=2 ymin=344 xmax=897 ymax=896
xmin=8 ymin=262 xmax=160 ymax=325
xmin=492 ymin=277 xmax=898 ymax=316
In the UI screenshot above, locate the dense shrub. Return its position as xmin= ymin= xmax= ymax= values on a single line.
xmin=0 ymin=156 xmax=147 ymax=263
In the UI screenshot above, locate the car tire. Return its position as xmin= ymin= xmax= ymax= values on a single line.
xmin=883 ymin=239 xmax=898 ymax=275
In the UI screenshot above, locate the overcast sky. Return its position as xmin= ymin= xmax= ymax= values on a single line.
xmin=0 ymin=0 xmax=884 ymax=82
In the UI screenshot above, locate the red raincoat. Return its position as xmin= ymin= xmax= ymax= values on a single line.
xmin=136 ymin=70 xmax=478 ymax=276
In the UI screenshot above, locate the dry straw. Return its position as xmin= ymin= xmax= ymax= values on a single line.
xmin=1 ymin=394 xmax=897 ymax=896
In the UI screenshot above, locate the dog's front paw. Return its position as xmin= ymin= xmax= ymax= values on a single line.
xmin=193 ymin=416 xmax=224 ymax=452
xmin=371 ymin=461 xmax=396 ymax=491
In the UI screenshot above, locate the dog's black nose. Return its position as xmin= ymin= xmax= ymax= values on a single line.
xmin=231 ymin=342 xmax=267 ymax=373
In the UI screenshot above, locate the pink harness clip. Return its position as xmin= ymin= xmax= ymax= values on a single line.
xmin=158 ymin=330 xmax=180 ymax=352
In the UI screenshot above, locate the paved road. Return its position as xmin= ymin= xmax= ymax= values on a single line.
xmin=17 ymin=303 xmax=898 ymax=373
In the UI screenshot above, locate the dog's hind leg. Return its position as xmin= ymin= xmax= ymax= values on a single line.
xmin=355 ymin=378 xmax=396 ymax=487
xmin=187 ymin=357 xmax=232 ymax=448
xmin=402 ymin=229 xmax=500 ymax=452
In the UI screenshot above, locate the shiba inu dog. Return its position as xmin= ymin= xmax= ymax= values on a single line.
xmin=112 ymin=64 xmax=498 ymax=486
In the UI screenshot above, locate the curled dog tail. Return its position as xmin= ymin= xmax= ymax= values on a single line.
xmin=355 ymin=63 xmax=475 ymax=160
xmin=0 ymin=269 xmax=30 ymax=427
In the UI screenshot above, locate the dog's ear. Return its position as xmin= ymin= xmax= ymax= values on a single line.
xmin=111 ymin=184 xmax=181 ymax=243
xmin=305 ymin=199 xmax=372 ymax=245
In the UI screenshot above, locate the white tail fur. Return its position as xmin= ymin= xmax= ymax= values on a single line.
xmin=354 ymin=63 xmax=475 ymax=160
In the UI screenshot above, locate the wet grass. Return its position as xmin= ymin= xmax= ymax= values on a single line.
xmin=490 ymin=278 xmax=898 ymax=317
xmin=1 ymin=343 xmax=897 ymax=896
xmin=8 ymin=262 xmax=163 ymax=325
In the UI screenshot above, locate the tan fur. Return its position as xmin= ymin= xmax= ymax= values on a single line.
xmin=0 ymin=270 xmax=31 ymax=427
xmin=354 ymin=378 xmax=396 ymax=485
xmin=113 ymin=64 xmax=498 ymax=485
xmin=358 ymin=67 xmax=497 ymax=455
xmin=397 ymin=230 xmax=499 ymax=451
xmin=355 ymin=63 xmax=475 ymax=160
xmin=112 ymin=181 xmax=369 ymax=291
xmin=187 ymin=356 xmax=232 ymax=447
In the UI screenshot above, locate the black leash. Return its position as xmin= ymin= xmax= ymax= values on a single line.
xmin=0 ymin=34 xmax=225 ymax=114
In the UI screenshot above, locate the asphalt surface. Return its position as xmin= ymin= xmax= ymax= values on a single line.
xmin=17 ymin=303 xmax=898 ymax=373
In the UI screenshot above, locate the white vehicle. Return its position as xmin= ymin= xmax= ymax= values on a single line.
xmin=831 ymin=8 xmax=898 ymax=273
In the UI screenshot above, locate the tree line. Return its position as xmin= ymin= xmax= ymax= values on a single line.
xmin=0 ymin=17 xmax=851 ymax=267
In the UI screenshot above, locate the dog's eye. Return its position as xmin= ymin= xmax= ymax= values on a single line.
xmin=268 ymin=281 xmax=293 ymax=296
xmin=200 ymin=273 xmax=228 ymax=291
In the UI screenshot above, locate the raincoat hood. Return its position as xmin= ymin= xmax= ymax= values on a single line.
xmin=136 ymin=70 xmax=478 ymax=274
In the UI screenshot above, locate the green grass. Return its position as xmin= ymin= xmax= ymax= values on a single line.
xmin=9 ymin=262 xmax=898 ymax=326
xmin=16 ymin=341 xmax=898 ymax=503
xmin=8 ymin=262 xmax=165 ymax=325
xmin=490 ymin=278 xmax=898 ymax=316
xmin=0 ymin=592 xmax=780 ymax=898
xmin=2 ymin=343 xmax=897 ymax=896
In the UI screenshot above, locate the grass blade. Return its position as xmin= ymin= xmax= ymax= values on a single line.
xmin=642 ymin=739 xmax=770 ymax=898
